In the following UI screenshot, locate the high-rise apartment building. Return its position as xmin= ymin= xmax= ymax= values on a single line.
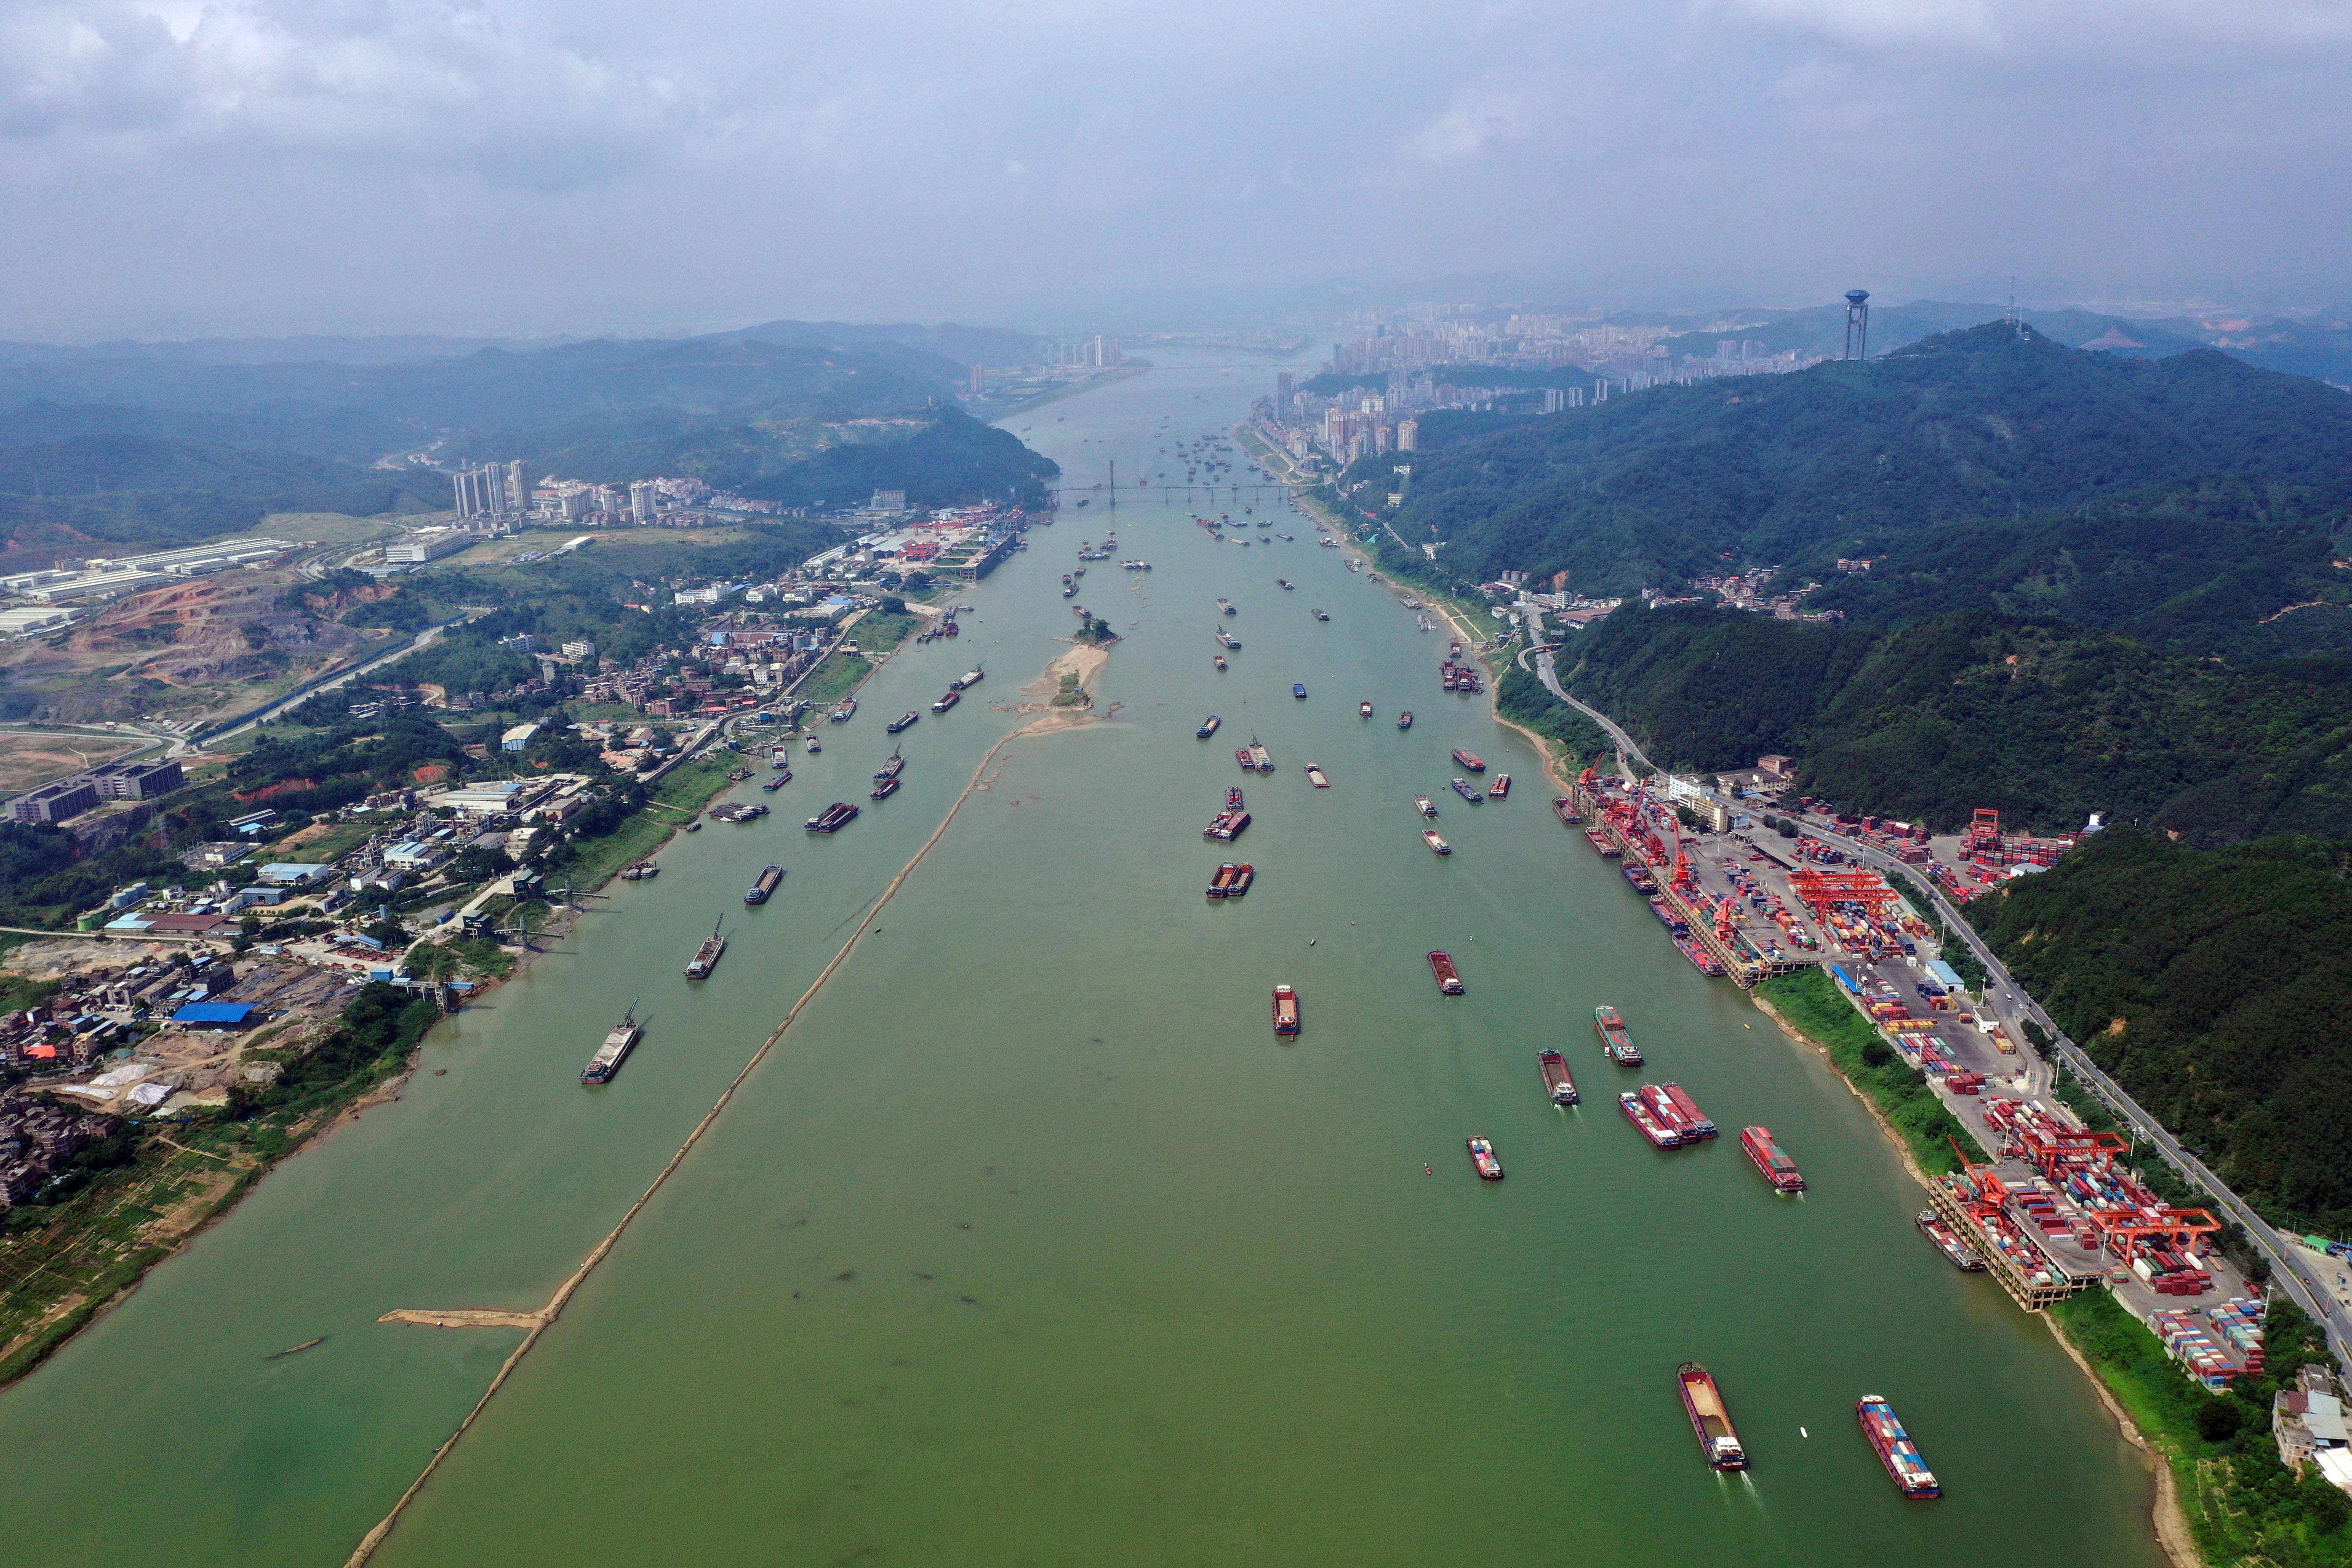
xmin=629 ymin=481 xmax=659 ymax=524
xmin=507 ymin=460 xmax=530 ymax=512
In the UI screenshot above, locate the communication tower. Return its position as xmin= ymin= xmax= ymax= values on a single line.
xmin=1843 ymin=290 xmax=1870 ymax=360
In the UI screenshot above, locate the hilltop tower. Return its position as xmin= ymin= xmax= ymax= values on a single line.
xmin=1843 ymin=290 xmax=1870 ymax=360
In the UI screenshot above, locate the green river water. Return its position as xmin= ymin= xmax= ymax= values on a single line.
xmin=0 ymin=354 xmax=2166 ymax=1568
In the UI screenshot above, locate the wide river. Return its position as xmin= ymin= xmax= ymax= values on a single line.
xmin=0 ymin=352 xmax=2165 ymax=1568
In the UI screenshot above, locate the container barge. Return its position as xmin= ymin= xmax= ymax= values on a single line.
xmin=1466 ymin=1136 xmax=1504 ymax=1180
xmin=805 ymin=802 xmax=860 ymax=833
xmin=1488 ymin=773 xmax=1512 ymax=799
xmin=1916 ymin=1211 xmax=1986 ymax=1271
xmin=1619 ymin=1091 xmax=1683 ymax=1147
xmin=1594 ymin=1005 xmax=1643 ymax=1065
xmin=1741 ymin=1126 xmax=1804 ymax=1191
xmin=1660 ymin=1083 xmax=1717 ymax=1138
xmin=1272 ymin=984 xmax=1300 ymax=1037
xmin=1678 ymin=1363 xmax=1747 ymax=1470
xmin=686 ymin=920 xmax=727 ymax=980
xmin=1857 ymin=1396 xmax=1941 ymax=1498
xmin=1551 ymin=796 xmax=1582 ymax=826
xmin=1538 ymin=1050 xmax=1579 ymax=1106
xmin=1451 ymin=748 xmax=1485 ymax=772
xmin=1450 ymin=777 xmax=1484 ymax=804
xmin=744 ymin=865 xmax=784 ymax=905
xmin=1427 ymin=950 xmax=1465 ymax=994
xmin=581 ymin=1003 xmax=642 ymax=1085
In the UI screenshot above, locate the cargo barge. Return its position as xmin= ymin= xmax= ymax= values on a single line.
xmin=1451 ymin=748 xmax=1485 ymax=772
xmin=761 ymin=774 xmax=789 ymax=791
xmin=1427 ymin=950 xmax=1465 ymax=994
xmin=744 ymin=865 xmax=784 ymax=905
xmin=805 ymin=802 xmax=860 ymax=833
xmin=1584 ymin=829 xmax=1622 ymax=858
xmin=1660 ymin=1083 xmax=1717 ymax=1138
xmin=1292 ymin=682 xmax=1308 ymax=700
xmin=1204 ymin=802 xmax=1251 ymax=840
xmin=1466 ymin=1136 xmax=1504 ymax=1179
xmin=870 ymin=776 xmax=901 ymax=801
xmin=932 ymin=690 xmax=961 ymax=713
xmin=952 ymin=666 xmax=984 ymax=690
xmin=1216 ymin=597 xmax=1236 ymax=615
xmin=581 ymin=1003 xmax=642 ymax=1085
xmin=1359 ymin=701 xmax=1374 ymax=718
xmin=873 ymin=749 xmax=905 ymax=782
xmin=1623 ymin=866 xmax=1658 ymax=895
xmin=1552 ymin=796 xmax=1582 ymax=826
xmin=1305 ymin=765 xmax=1331 ymax=788
xmin=1488 ymin=773 xmax=1511 ymax=799
xmin=1197 ymin=715 xmax=1222 ymax=738
xmin=1450 ymin=777 xmax=1484 ymax=804
xmin=1217 ymin=631 xmax=1241 ymax=650
xmin=1207 ymin=861 xmax=1255 ymax=898
xmin=830 ymin=698 xmax=856 ymax=722
xmin=1678 ymin=1363 xmax=1747 ymax=1470
xmin=1620 ymin=1091 xmax=1683 ymax=1147
xmin=1247 ymin=739 xmax=1273 ymax=772
xmin=1538 ymin=1050 xmax=1579 ymax=1106
xmin=1916 ymin=1211 xmax=1986 ymax=1271
xmin=1397 ymin=710 xmax=1413 ymax=729
xmin=686 ymin=920 xmax=727 ymax=980
xmin=1422 ymin=828 xmax=1452 ymax=854
xmin=1857 ymin=1396 xmax=1941 ymax=1498
xmin=1674 ymin=935 xmax=1727 ymax=977
xmin=1594 ymin=1005 xmax=1643 ymax=1065
xmin=1272 ymin=984 xmax=1300 ymax=1037
xmin=1741 ymin=1127 xmax=1804 ymax=1191
xmin=1414 ymin=794 xmax=1438 ymax=818
xmin=887 ymin=711 xmax=920 ymax=733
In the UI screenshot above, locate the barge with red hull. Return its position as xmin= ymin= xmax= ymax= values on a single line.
xmin=1427 ymin=951 xmax=1466 ymax=995
xmin=1678 ymin=1364 xmax=1747 ymax=1470
xmin=1593 ymin=1005 xmax=1642 ymax=1066
xmin=1465 ymin=1137 xmax=1504 ymax=1179
xmin=1538 ymin=1051 xmax=1579 ymax=1106
xmin=1272 ymin=984 xmax=1300 ymax=1037
xmin=1741 ymin=1126 xmax=1804 ymax=1191
xmin=1858 ymin=1396 xmax=1941 ymax=1498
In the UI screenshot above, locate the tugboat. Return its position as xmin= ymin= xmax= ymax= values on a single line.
xmin=1397 ymin=710 xmax=1414 ymax=730
xmin=1595 ymin=1005 xmax=1643 ymax=1066
xmin=1466 ymin=1136 xmax=1504 ymax=1179
xmin=1272 ymin=984 xmax=1300 ymax=1037
xmin=1427 ymin=950 xmax=1465 ymax=994
xmin=1538 ymin=1050 xmax=1580 ymax=1106
xmin=1858 ymin=1397 xmax=1942 ymax=1498
xmin=581 ymin=1001 xmax=642 ymax=1085
xmin=686 ymin=919 xmax=727 ymax=980
xmin=1678 ymin=1365 xmax=1748 ymax=1470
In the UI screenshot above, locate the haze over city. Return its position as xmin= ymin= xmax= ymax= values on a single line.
xmin=4 ymin=0 xmax=2350 ymax=338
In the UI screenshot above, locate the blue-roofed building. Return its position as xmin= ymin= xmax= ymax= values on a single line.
xmin=171 ymin=1002 xmax=256 ymax=1029
xmin=1925 ymin=959 xmax=1968 ymax=992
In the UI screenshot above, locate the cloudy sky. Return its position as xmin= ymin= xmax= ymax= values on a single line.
xmin=3 ymin=0 xmax=2347 ymax=338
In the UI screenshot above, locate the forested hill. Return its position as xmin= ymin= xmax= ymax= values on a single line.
xmin=1386 ymin=323 xmax=2352 ymax=594
xmin=1971 ymin=827 xmax=2352 ymax=1234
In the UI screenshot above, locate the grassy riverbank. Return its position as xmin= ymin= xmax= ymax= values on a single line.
xmin=2053 ymin=1289 xmax=2352 ymax=1565
xmin=0 ymin=982 xmax=438 ymax=1389
xmin=1757 ymin=966 xmax=1987 ymax=1175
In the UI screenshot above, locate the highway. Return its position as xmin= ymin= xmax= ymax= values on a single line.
xmin=1547 ymin=671 xmax=2352 ymax=1370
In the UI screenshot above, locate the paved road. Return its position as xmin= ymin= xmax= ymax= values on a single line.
xmin=194 ymin=613 xmax=484 ymax=749
xmin=1553 ymin=680 xmax=2352 ymax=1367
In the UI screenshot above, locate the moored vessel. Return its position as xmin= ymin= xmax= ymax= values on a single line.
xmin=1207 ymin=862 xmax=1240 ymax=898
xmin=1660 ymin=1083 xmax=1717 ymax=1137
xmin=581 ymin=1002 xmax=642 ymax=1085
xmin=1552 ymin=796 xmax=1582 ymax=826
xmin=1583 ymin=828 xmax=1622 ymax=858
xmin=1742 ymin=1126 xmax=1805 ymax=1191
xmin=830 ymin=698 xmax=856 ymax=722
xmin=1679 ymin=1364 xmax=1747 ymax=1470
xmin=1427 ymin=950 xmax=1465 ymax=994
xmin=1594 ymin=1005 xmax=1642 ymax=1065
xmin=1466 ymin=1136 xmax=1504 ymax=1179
xmin=1248 ymin=738 xmax=1273 ymax=772
xmin=1538 ymin=1050 xmax=1579 ymax=1106
xmin=1916 ymin=1211 xmax=1986 ymax=1271
xmin=1620 ymin=1090 xmax=1683 ymax=1147
xmin=744 ymin=865 xmax=784 ymax=905
xmin=1272 ymin=984 xmax=1300 ymax=1036
xmin=1857 ymin=1397 xmax=1941 ymax=1498
xmin=686 ymin=919 xmax=727 ymax=980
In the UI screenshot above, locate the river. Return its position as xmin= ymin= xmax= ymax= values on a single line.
xmin=0 ymin=352 xmax=2165 ymax=1568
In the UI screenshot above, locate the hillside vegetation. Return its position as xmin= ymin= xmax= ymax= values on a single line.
xmin=1971 ymin=828 xmax=2352 ymax=1234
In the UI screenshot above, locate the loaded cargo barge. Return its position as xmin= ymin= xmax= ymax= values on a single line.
xmin=744 ymin=865 xmax=784 ymax=905
xmin=1594 ymin=1005 xmax=1642 ymax=1065
xmin=1678 ymin=1364 xmax=1747 ymax=1470
xmin=580 ymin=1004 xmax=642 ymax=1085
xmin=1741 ymin=1126 xmax=1804 ymax=1191
xmin=1427 ymin=950 xmax=1465 ymax=995
xmin=1858 ymin=1396 xmax=1941 ymax=1498
xmin=686 ymin=920 xmax=727 ymax=980
xmin=1272 ymin=984 xmax=1300 ymax=1037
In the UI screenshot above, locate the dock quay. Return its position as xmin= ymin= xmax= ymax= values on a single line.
xmin=1566 ymin=777 xmax=1806 ymax=988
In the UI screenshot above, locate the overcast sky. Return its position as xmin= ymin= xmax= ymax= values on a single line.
xmin=3 ymin=0 xmax=2347 ymax=339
